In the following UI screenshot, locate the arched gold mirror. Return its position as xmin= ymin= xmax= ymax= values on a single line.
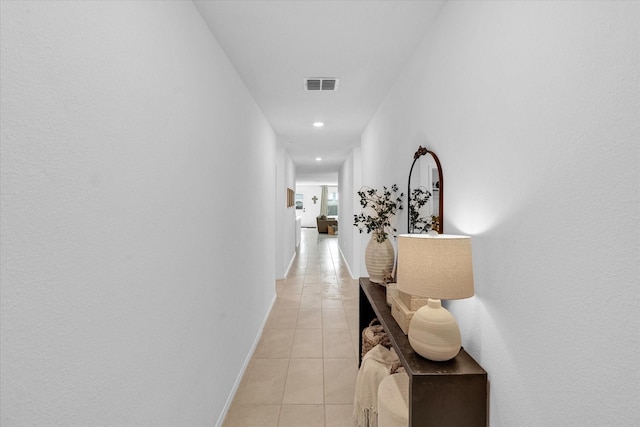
xmin=407 ymin=146 xmax=443 ymax=233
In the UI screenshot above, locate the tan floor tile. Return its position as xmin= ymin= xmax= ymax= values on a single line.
xmin=279 ymin=282 xmax=304 ymax=295
xmin=345 ymin=310 xmax=360 ymax=331
xmin=274 ymin=294 xmax=301 ymax=310
xmin=340 ymin=287 xmax=358 ymax=296
xmin=322 ymin=296 xmax=344 ymax=310
xmin=324 ymin=359 xmax=358 ymax=404
xmin=222 ymin=404 xmax=280 ymax=427
xmin=300 ymin=294 xmax=322 ymax=309
xmin=291 ymin=329 xmax=323 ymax=358
xmin=265 ymin=308 xmax=298 ymax=330
xmin=323 ymin=329 xmax=356 ymax=359
xmin=342 ymin=297 xmax=359 ymax=308
xmin=305 ymin=267 xmax=334 ymax=276
xmin=302 ymin=288 xmax=323 ymax=298
xmin=341 ymin=296 xmax=360 ymax=311
xmin=235 ymin=359 xmax=289 ymax=404
xmin=323 ymin=283 xmax=342 ymax=293
xmin=350 ymin=330 xmax=361 ymax=360
xmin=282 ymin=359 xmax=324 ymax=404
xmin=254 ymin=329 xmax=295 ymax=358
xmin=296 ymin=309 xmax=322 ymax=329
xmin=305 ymin=274 xmax=337 ymax=285
xmin=342 ymin=296 xmax=358 ymax=309
xmin=322 ymin=309 xmax=349 ymax=329
xmin=325 ymin=405 xmax=358 ymax=427
xmin=278 ymin=405 xmax=324 ymax=427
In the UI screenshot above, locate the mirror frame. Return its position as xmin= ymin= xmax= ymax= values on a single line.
xmin=407 ymin=146 xmax=443 ymax=233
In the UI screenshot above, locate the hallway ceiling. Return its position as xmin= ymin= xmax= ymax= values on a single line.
xmin=194 ymin=0 xmax=444 ymax=184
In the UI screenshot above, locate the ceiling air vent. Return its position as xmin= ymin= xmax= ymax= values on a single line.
xmin=304 ymin=78 xmax=339 ymax=91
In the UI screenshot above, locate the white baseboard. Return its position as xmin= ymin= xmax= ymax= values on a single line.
xmin=284 ymin=251 xmax=297 ymax=278
xmin=338 ymin=245 xmax=356 ymax=279
xmin=214 ymin=293 xmax=277 ymax=427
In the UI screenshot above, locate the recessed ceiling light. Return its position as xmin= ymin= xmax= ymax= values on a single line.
xmin=313 ymin=122 xmax=324 ymax=128
xmin=316 ymin=157 xmax=322 ymax=161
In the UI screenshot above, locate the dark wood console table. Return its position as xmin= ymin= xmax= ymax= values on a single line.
xmin=359 ymin=277 xmax=488 ymax=426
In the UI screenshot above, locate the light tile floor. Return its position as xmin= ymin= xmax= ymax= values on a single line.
xmin=222 ymin=229 xmax=360 ymax=427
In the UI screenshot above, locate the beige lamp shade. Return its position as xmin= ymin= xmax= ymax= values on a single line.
xmin=396 ymin=234 xmax=474 ymax=300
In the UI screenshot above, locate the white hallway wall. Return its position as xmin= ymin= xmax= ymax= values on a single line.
xmin=0 ymin=2 xmax=276 ymax=426
xmin=338 ymin=147 xmax=361 ymax=279
xmin=276 ymin=144 xmax=297 ymax=279
xmin=354 ymin=1 xmax=639 ymax=426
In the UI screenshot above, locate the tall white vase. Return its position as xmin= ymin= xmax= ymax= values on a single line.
xmin=365 ymin=234 xmax=395 ymax=284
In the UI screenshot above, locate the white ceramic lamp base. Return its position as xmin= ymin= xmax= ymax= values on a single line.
xmin=407 ymin=298 xmax=461 ymax=361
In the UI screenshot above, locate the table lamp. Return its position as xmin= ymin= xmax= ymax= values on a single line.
xmin=396 ymin=234 xmax=474 ymax=361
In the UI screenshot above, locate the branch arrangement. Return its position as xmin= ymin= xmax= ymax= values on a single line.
xmin=409 ymin=186 xmax=433 ymax=233
xmin=353 ymin=185 xmax=404 ymax=243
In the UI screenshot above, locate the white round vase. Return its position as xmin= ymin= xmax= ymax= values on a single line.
xmin=365 ymin=234 xmax=395 ymax=284
xmin=408 ymin=298 xmax=461 ymax=361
